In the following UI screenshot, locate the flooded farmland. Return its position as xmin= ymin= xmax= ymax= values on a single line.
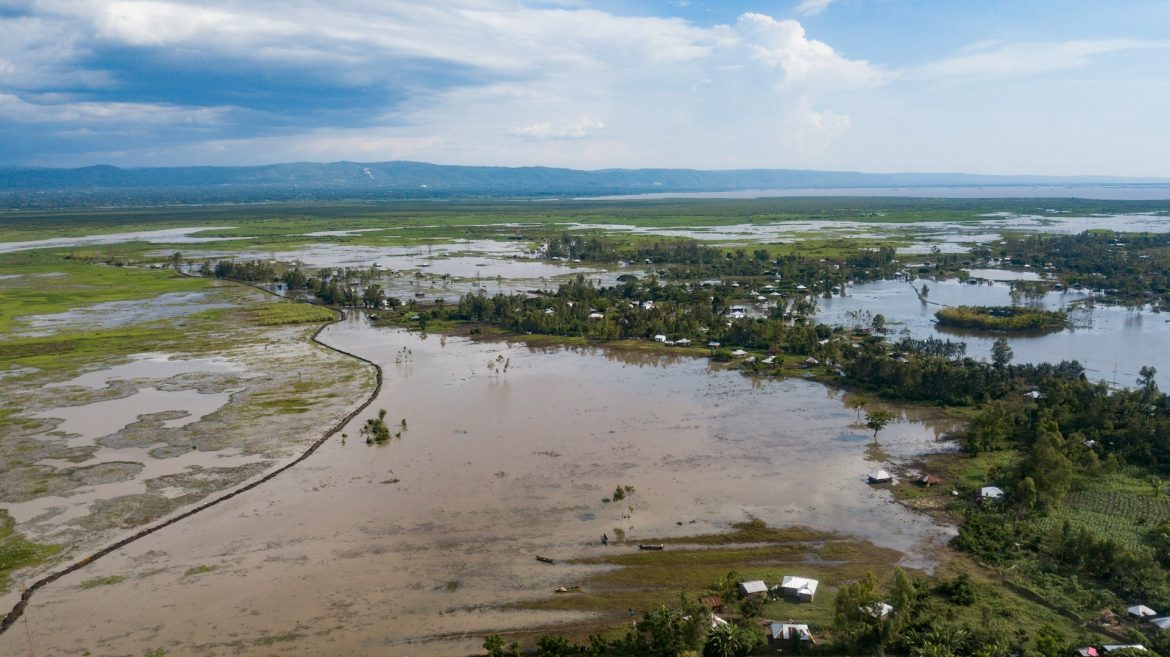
xmin=818 ymin=278 xmax=1170 ymax=388
xmin=4 ymin=203 xmax=1170 ymax=656
xmin=0 ymin=318 xmax=959 ymax=657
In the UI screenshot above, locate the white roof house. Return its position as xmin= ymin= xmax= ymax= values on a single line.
xmin=1102 ymin=646 xmax=1147 ymax=653
xmin=868 ymin=469 xmax=893 ymax=484
xmin=780 ymin=575 xmax=819 ymax=602
xmin=676 ymin=338 xmax=692 ymax=346
xmin=1129 ymin=605 xmax=1158 ymax=619
xmin=738 ymin=580 xmax=768 ymax=596
xmin=770 ymin=623 xmax=814 ymax=644
xmin=654 ymin=334 xmax=667 ymax=342
xmin=1150 ymin=617 xmax=1170 ymax=631
xmin=866 ymin=602 xmax=894 ymax=619
xmin=979 ymin=486 xmax=1005 ymax=500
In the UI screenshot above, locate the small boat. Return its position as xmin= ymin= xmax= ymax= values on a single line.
xmin=553 ymin=586 xmax=580 ymax=593
xmin=535 ymin=555 xmax=555 ymax=564
xmin=638 ymin=544 xmax=665 ymax=551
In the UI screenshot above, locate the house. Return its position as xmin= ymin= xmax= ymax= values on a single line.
xmin=731 ymin=349 xmax=748 ymax=356
xmin=707 ymin=341 xmax=721 ymax=348
xmin=588 ymin=312 xmax=604 ymax=320
xmin=1074 ymin=648 xmax=1099 ymax=657
xmin=1149 ymin=617 xmax=1170 ymax=631
xmin=868 ymin=470 xmax=893 ymax=484
xmin=676 ymin=338 xmax=692 ymax=346
xmin=979 ymin=486 xmax=1005 ymax=501
xmin=802 ymin=357 xmax=819 ymax=368
xmin=918 ymin=474 xmax=942 ymax=487
xmin=779 ymin=575 xmax=819 ymax=602
xmin=1128 ymin=605 xmax=1158 ymax=619
xmin=865 ymin=602 xmax=894 ymax=621
xmin=654 ymin=334 xmax=667 ymax=343
xmin=769 ymin=623 xmax=815 ymax=647
xmin=738 ymin=580 xmax=768 ymax=597
xmin=1102 ymin=646 xmax=1146 ymax=653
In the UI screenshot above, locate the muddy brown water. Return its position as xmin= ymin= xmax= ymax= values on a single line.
xmin=0 ymin=316 xmax=958 ymax=657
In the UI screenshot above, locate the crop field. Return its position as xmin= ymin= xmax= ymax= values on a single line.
xmin=1039 ymin=471 xmax=1170 ymax=553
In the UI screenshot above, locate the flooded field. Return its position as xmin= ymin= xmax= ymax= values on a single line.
xmin=819 ymin=279 xmax=1170 ymax=388
xmin=0 ymin=319 xmax=959 ymax=656
xmin=14 ymin=291 xmax=236 ymax=337
xmin=0 ymin=284 xmax=375 ymax=584
xmin=4 ymin=202 xmax=1169 ymax=656
xmin=0 ymin=227 xmax=243 ymax=253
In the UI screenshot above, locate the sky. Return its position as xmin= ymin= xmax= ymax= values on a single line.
xmin=1 ymin=0 xmax=1169 ymax=175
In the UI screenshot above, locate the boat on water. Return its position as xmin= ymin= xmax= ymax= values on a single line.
xmin=638 ymin=544 xmax=665 ymax=551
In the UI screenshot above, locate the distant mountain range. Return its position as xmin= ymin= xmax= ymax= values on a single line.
xmin=1 ymin=161 xmax=1167 ymax=206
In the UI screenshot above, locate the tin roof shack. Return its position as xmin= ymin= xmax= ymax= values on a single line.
xmin=738 ymin=580 xmax=768 ymax=597
xmin=1128 ymin=605 xmax=1157 ymax=619
xmin=769 ymin=623 xmax=815 ymax=648
xmin=779 ymin=575 xmax=819 ymax=602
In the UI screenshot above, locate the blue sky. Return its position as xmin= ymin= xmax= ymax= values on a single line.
xmin=1 ymin=0 xmax=1168 ymax=175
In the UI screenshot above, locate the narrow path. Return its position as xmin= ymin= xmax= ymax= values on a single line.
xmin=0 ymin=278 xmax=384 ymax=634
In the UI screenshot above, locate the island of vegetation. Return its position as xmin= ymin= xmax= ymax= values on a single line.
xmin=935 ymin=305 xmax=1069 ymax=332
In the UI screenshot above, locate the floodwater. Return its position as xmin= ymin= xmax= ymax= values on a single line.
xmin=32 ymin=386 xmax=236 ymax=444
xmin=45 ymin=353 xmax=251 ymax=389
xmin=0 ymin=227 xmax=244 ymax=254
xmin=15 ymin=291 xmax=236 ymax=337
xmin=818 ymin=279 xmax=1170 ymax=388
xmin=0 ymin=319 xmax=958 ymax=657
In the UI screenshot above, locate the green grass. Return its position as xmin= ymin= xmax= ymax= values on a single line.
xmin=0 ymin=510 xmax=61 ymax=592
xmin=80 ymin=575 xmax=126 ymax=589
xmin=252 ymin=301 xmax=337 ymax=326
xmin=183 ymin=565 xmax=218 ymax=577
xmin=0 ymin=252 xmax=211 ymax=334
xmin=516 ymin=519 xmax=1108 ymax=650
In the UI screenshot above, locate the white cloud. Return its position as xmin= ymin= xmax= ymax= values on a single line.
xmin=735 ymin=13 xmax=886 ymax=87
xmin=511 ymin=118 xmax=606 ymax=140
xmin=914 ymin=38 xmax=1170 ymax=80
xmin=0 ymin=93 xmax=228 ymax=125
xmin=795 ymin=0 xmax=835 ymax=16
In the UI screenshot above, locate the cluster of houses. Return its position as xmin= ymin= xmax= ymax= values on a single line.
xmin=734 ymin=576 xmax=825 ymax=648
xmin=1072 ymin=604 xmax=1170 ymax=655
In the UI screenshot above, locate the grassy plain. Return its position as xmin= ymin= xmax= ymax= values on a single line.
xmin=3 ymin=197 xmax=1165 ymax=246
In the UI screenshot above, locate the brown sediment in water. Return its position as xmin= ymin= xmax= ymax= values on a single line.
xmin=0 ymin=321 xmax=959 ymax=656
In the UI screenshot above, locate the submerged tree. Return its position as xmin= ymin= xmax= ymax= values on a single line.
xmin=362 ymin=409 xmax=392 ymax=444
xmin=866 ymin=409 xmax=896 ymax=441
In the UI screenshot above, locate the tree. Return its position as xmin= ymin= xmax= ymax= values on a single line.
xmin=1017 ymin=476 xmax=1038 ymax=511
xmin=704 ymin=623 xmax=744 ymax=657
xmin=833 ymin=572 xmax=882 ymax=653
xmin=1022 ymin=419 xmax=1073 ymax=510
xmin=966 ymin=401 xmax=1011 ymax=454
xmin=362 ymin=409 xmax=391 ymax=444
xmin=1138 ymin=365 xmax=1158 ymax=393
xmin=991 ymin=337 xmax=1013 ymax=369
xmin=872 ymin=313 xmax=887 ymax=333
xmin=866 ymin=409 xmax=896 ymax=440
xmin=483 ymin=635 xmax=520 ymax=657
